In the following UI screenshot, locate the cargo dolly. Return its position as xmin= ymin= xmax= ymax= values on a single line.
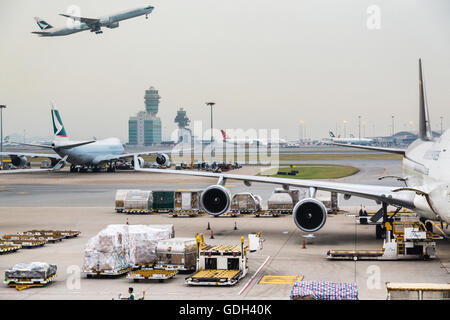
xmin=26 ymin=230 xmax=81 ymax=239
xmin=0 ymin=239 xmax=47 ymax=248
xmin=84 ymin=266 xmax=133 ymax=278
xmin=3 ymin=234 xmax=64 ymax=243
xmin=0 ymin=244 xmax=21 ymax=254
xmin=185 ymin=236 xmax=250 ymax=286
xmin=5 ymin=274 xmax=57 ymax=291
xmin=327 ymin=220 xmax=440 ymax=261
xmin=127 ymin=269 xmax=178 ymax=282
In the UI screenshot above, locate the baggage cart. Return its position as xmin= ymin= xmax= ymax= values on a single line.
xmin=127 ymin=269 xmax=178 ymax=282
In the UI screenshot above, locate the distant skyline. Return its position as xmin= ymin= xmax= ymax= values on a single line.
xmin=0 ymin=0 xmax=449 ymax=142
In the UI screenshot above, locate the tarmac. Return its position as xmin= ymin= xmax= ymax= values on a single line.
xmin=0 ymin=161 xmax=449 ymax=300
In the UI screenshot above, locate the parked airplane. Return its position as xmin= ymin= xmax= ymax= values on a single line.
xmin=135 ymin=60 xmax=449 ymax=236
xmin=220 ymin=130 xmax=286 ymax=146
xmin=327 ymin=131 xmax=374 ymax=145
xmin=0 ymin=108 xmax=172 ymax=173
xmin=32 ymin=5 xmax=154 ymax=37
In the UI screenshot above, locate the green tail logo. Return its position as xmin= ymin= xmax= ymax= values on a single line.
xmin=51 ymin=109 xmax=67 ymax=137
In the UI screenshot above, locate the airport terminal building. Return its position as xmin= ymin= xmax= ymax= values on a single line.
xmin=128 ymin=87 xmax=162 ymax=146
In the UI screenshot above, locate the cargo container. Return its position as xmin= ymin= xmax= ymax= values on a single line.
xmin=152 ymin=191 xmax=175 ymax=212
xmin=124 ymin=190 xmax=152 ymax=212
xmin=273 ymin=188 xmax=305 ymax=205
xmin=230 ymin=193 xmax=262 ymax=214
xmin=174 ymin=190 xmax=203 ymax=213
xmin=155 ymin=238 xmax=197 ymax=272
xmin=115 ymin=189 xmax=134 ymax=212
xmin=267 ymin=192 xmax=293 ymax=215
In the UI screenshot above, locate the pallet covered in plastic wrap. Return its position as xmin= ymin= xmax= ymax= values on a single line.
xmin=83 ymin=224 xmax=172 ymax=273
xmin=5 ymin=262 xmax=57 ymax=280
xmin=83 ymin=224 xmax=130 ymax=272
xmin=290 ymin=281 xmax=358 ymax=300
xmin=129 ymin=225 xmax=171 ymax=266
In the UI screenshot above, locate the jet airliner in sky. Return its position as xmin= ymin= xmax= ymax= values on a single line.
xmin=32 ymin=5 xmax=154 ymax=36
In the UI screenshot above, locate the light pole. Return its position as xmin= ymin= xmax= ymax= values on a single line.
xmin=358 ymin=116 xmax=361 ymax=140
xmin=440 ymin=116 xmax=444 ymax=135
xmin=343 ymin=120 xmax=347 ymax=138
xmin=391 ymin=115 xmax=395 ymax=136
xmin=205 ymin=102 xmax=215 ymax=160
xmin=0 ymin=105 xmax=6 ymax=169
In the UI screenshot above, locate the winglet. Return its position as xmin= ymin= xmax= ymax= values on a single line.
xmin=418 ymin=59 xmax=433 ymax=141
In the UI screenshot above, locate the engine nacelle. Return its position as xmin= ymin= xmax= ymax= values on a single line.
xmin=11 ymin=155 xmax=27 ymax=167
xmin=200 ymin=185 xmax=231 ymax=216
xmin=293 ymin=198 xmax=327 ymax=232
xmin=106 ymin=22 xmax=119 ymax=29
xmin=137 ymin=156 xmax=144 ymax=168
xmin=156 ymin=153 xmax=170 ymax=166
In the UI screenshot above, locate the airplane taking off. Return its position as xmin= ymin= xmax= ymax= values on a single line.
xmin=327 ymin=131 xmax=374 ymax=145
xmin=135 ymin=59 xmax=450 ymax=235
xmin=0 ymin=108 xmax=172 ymax=173
xmin=32 ymin=5 xmax=154 ymax=37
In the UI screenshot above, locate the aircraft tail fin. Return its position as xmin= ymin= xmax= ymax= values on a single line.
xmin=329 ymin=131 xmax=335 ymax=138
xmin=51 ymin=108 xmax=68 ymax=138
xmin=418 ymin=59 xmax=433 ymax=141
xmin=220 ymin=129 xmax=230 ymax=141
xmin=34 ymin=17 xmax=53 ymax=30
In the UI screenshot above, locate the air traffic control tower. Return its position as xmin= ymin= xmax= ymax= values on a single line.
xmin=128 ymin=87 xmax=162 ymax=146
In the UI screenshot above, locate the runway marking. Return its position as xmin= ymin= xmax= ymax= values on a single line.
xmin=259 ymin=275 xmax=303 ymax=285
xmin=238 ymin=255 xmax=271 ymax=296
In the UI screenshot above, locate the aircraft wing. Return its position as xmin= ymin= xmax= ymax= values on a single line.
xmin=133 ymin=159 xmax=418 ymax=210
xmin=0 ymin=152 xmax=60 ymax=160
xmin=331 ymin=142 xmax=406 ymax=155
xmin=59 ymin=14 xmax=100 ymax=26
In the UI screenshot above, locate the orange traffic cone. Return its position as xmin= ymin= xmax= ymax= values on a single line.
xmin=210 ymin=230 xmax=215 ymax=239
xmin=207 ymin=222 xmax=211 ymax=230
xmin=302 ymin=239 xmax=306 ymax=249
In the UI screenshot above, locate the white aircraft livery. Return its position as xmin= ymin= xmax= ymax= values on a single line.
xmin=327 ymin=131 xmax=374 ymax=145
xmin=0 ymin=108 xmax=173 ymax=173
xmin=32 ymin=5 xmax=154 ymax=36
xmin=134 ymin=59 xmax=450 ymax=234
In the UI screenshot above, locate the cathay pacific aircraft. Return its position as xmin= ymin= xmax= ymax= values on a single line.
xmin=0 ymin=108 xmax=172 ymax=173
xmin=32 ymin=5 xmax=154 ymax=36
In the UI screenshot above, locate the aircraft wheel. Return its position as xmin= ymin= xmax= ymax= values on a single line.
xmin=425 ymin=221 xmax=434 ymax=233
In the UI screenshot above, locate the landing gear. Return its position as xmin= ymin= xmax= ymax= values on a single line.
xmin=92 ymin=166 xmax=100 ymax=173
xmin=70 ymin=165 xmax=79 ymax=173
xmin=95 ymin=31 xmax=103 ymax=34
xmin=106 ymin=163 xmax=116 ymax=172
xmin=425 ymin=221 xmax=434 ymax=233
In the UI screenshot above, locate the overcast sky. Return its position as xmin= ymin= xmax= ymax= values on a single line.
xmin=0 ymin=0 xmax=449 ymax=142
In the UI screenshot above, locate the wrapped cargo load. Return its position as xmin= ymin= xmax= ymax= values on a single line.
xmin=83 ymin=224 xmax=172 ymax=272
xmin=128 ymin=225 xmax=171 ymax=266
xmin=231 ymin=192 xmax=262 ymax=214
xmin=83 ymin=224 xmax=130 ymax=272
xmin=148 ymin=224 xmax=175 ymax=238
xmin=5 ymin=262 xmax=57 ymax=280
xmin=124 ymin=190 xmax=152 ymax=211
xmin=290 ymin=281 xmax=358 ymax=300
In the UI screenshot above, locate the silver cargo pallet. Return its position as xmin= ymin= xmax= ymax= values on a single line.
xmin=5 ymin=274 xmax=57 ymax=290
xmin=84 ymin=267 xmax=132 ymax=277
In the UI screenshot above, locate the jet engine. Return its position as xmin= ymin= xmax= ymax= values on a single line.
xmin=200 ymin=185 xmax=231 ymax=216
xmin=137 ymin=156 xmax=144 ymax=168
xmin=106 ymin=22 xmax=119 ymax=28
xmin=293 ymin=198 xmax=327 ymax=232
xmin=156 ymin=153 xmax=170 ymax=166
xmin=11 ymin=155 xmax=27 ymax=167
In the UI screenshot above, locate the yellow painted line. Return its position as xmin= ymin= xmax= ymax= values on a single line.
xmin=224 ymin=184 xmax=234 ymax=187
xmin=259 ymin=275 xmax=303 ymax=285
